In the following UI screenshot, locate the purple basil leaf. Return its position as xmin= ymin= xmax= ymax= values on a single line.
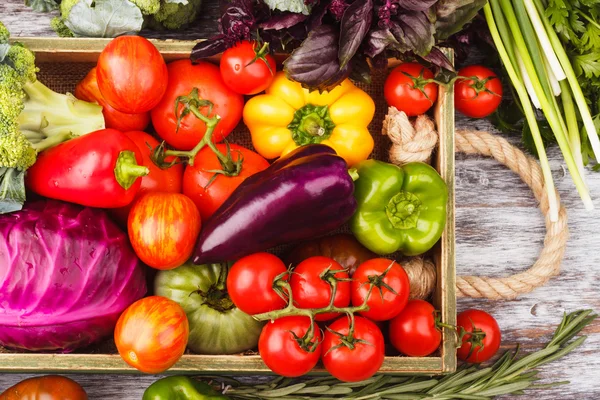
xmin=338 ymin=0 xmax=373 ymax=68
xmin=365 ymin=28 xmax=402 ymax=58
xmin=435 ymin=0 xmax=487 ymax=40
xmin=191 ymin=36 xmax=229 ymax=60
xmin=396 ymin=0 xmax=437 ymax=12
xmin=260 ymin=12 xmax=308 ymax=30
xmin=349 ymin=55 xmax=372 ymax=85
xmin=307 ymin=0 xmax=331 ymax=31
xmin=284 ymin=24 xmax=351 ymax=92
xmin=421 ymin=46 xmax=454 ymax=71
xmin=371 ymin=52 xmax=389 ymax=70
xmin=392 ymin=10 xmax=435 ymax=56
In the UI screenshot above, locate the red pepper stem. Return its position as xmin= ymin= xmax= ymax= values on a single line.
xmin=114 ymin=150 xmax=149 ymax=190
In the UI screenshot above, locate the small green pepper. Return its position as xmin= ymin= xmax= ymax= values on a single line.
xmin=143 ymin=376 xmax=230 ymax=400
xmin=350 ymin=160 xmax=448 ymax=256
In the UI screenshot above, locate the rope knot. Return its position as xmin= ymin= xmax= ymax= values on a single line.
xmin=382 ymin=106 xmax=438 ymax=164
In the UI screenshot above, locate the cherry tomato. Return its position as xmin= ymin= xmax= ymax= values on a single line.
xmin=227 ymin=252 xmax=289 ymax=315
xmin=183 ymin=143 xmax=269 ymax=220
xmin=321 ymin=316 xmax=385 ymax=382
xmin=110 ymin=131 xmax=184 ymax=226
xmin=259 ymin=316 xmax=322 ymax=377
xmin=97 ymin=36 xmax=168 ymax=114
xmin=220 ymin=41 xmax=276 ymax=95
xmin=0 ymin=376 xmax=87 ymax=400
xmin=151 ymin=60 xmax=244 ymax=151
xmin=290 ymin=256 xmax=351 ymax=321
xmin=457 ymin=309 xmax=502 ymax=363
xmin=115 ymin=296 xmax=189 ymax=374
xmin=389 ymin=299 xmax=441 ymax=357
xmin=128 ymin=192 xmax=201 ymax=270
xmin=455 ymin=65 xmax=503 ymax=118
xmin=74 ymin=67 xmax=150 ymax=132
xmin=351 ymin=258 xmax=410 ymax=321
xmin=384 ymin=62 xmax=438 ymax=116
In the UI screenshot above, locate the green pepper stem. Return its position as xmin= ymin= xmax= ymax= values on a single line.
xmin=114 ymin=150 xmax=149 ymax=190
xmin=348 ymin=168 xmax=359 ymax=181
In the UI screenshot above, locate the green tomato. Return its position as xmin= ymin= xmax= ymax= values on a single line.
xmin=155 ymin=262 xmax=263 ymax=355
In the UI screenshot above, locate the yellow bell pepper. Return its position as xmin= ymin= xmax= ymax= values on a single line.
xmin=243 ymin=72 xmax=376 ymax=166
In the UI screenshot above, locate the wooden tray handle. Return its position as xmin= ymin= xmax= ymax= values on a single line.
xmin=384 ymin=108 xmax=569 ymax=300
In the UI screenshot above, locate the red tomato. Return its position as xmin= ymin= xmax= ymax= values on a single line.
xmin=128 ymin=192 xmax=201 ymax=270
xmin=0 ymin=376 xmax=87 ymax=400
xmin=74 ymin=67 xmax=150 ymax=132
xmin=110 ymin=131 xmax=184 ymax=226
xmin=455 ymin=65 xmax=503 ymax=118
xmin=290 ymin=256 xmax=351 ymax=321
xmin=321 ymin=316 xmax=385 ymax=382
xmin=384 ymin=62 xmax=438 ymax=116
xmin=259 ymin=316 xmax=321 ymax=377
xmin=115 ymin=296 xmax=189 ymax=374
xmin=389 ymin=299 xmax=441 ymax=357
xmin=97 ymin=36 xmax=168 ymax=114
xmin=351 ymin=258 xmax=410 ymax=321
xmin=151 ymin=60 xmax=244 ymax=151
xmin=183 ymin=143 xmax=269 ymax=220
xmin=457 ymin=309 xmax=502 ymax=363
xmin=227 ymin=252 xmax=289 ymax=315
xmin=220 ymin=41 xmax=276 ymax=95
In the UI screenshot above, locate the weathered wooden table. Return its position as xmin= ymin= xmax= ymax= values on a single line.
xmin=1 ymin=1 xmax=599 ymax=398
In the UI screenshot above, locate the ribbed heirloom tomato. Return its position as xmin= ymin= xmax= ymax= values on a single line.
xmin=96 ymin=36 xmax=168 ymax=114
xmin=74 ymin=67 xmax=150 ymax=132
xmin=128 ymin=192 xmax=201 ymax=270
xmin=0 ymin=376 xmax=87 ymax=400
xmin=115 ymin=296 xmax=189 ymax=374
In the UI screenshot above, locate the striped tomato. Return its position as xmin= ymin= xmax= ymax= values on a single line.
xmin=115 ymin=296 xmax=189 ymax=374
xmin=128 ymin=192 xmax=201 ymax=270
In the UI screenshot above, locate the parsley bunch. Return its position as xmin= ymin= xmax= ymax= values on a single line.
xmin=547 ymin=0 xmax=600 ymax=166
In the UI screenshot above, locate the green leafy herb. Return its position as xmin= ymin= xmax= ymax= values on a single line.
xmin=63 ymin=0 xmax=145 ymax=37
xmin=199 ymin=310 xmax=596 ymax=399
xmin=24 ymin=0 xmax=59 ymax=12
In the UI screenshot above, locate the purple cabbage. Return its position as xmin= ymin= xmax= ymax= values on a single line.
xmin=0 ymin=200 xmax=147 ymax=353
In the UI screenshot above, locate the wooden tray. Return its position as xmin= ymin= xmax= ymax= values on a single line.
xmin=1 ymin=38 xmax=456 ymax=375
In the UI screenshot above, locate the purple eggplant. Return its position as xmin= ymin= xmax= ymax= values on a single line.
xmin=192 ymin=144 xmax=356 ymax=264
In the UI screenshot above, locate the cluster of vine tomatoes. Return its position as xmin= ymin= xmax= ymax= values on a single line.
xmin=384 ymin=62 xmax=503 ymax=119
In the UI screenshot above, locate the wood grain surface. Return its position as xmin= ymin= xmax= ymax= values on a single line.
xmin=1 ymin=1 xmax=599 ymax=398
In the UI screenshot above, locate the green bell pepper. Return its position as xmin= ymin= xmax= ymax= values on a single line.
xmin=143 ymin=376 xmax=230 ymax=400
xmin=350 ymin=160 xmax=448 ymax=256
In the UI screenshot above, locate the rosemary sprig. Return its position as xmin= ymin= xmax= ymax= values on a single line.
xmin=207 ymin=310 xmax=596 ymax=400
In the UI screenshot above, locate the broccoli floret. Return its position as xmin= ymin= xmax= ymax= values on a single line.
xmin=130 ymin=0 xmax=161 ymax=15
xmin=0 ymin=21 xmax=105 ymax=213
xmin=151 ymin=0 xmax=203 ymax=30
xmin=0 ymin=22 xmax=8 ymax=43
xmin=51 ymin=16 xmax=74 ymax=38
xmin=0 ymin=131 xmax=36 ymax=171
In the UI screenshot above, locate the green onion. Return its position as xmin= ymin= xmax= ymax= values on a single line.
xmin=485 ymin=0 xmax=595 ymax=213
xmin=485 ymin=1 xmax=559 ymax=221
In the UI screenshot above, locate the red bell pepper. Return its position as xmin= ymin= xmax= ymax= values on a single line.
xmin=26 ymin=129 xmax=149 ymax=208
